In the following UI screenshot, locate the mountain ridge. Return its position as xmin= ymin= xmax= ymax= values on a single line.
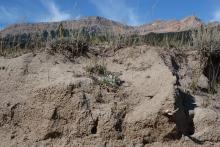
xmin=0 ymin=16 xmax=203 ymax=37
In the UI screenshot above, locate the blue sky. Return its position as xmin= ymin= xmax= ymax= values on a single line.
xmin=0 ymin=0 xmax=220 ymax=29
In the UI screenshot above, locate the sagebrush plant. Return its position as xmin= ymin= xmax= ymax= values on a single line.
xmin=86 ymin=63 xmax=123 ymax=88
xmin=101 ymin=73 xmax=122 ymax=88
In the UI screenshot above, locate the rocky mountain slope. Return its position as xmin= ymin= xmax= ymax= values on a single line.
xmin=0 ymin=16 xmax=133 ymax=37
xmin=0 ymin=16 xmax=202 ymax=37
xmin=137 ymin=16 xmax=203 ymax=34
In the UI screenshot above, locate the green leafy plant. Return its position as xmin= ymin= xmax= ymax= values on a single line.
xmin=101 ymin=73 xmax=122 ymax=88
xmin=86 ymin=63 xmax=123 ymax=89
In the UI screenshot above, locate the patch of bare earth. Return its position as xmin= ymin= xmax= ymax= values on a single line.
xmin=0 ymin=45 xmax=220 ymax=146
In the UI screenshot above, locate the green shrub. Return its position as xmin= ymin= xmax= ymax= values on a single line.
xmin=101 ymin=73 xmax=122 ymax=88
xmin=86 ymin=63 xmax=123 ymax=88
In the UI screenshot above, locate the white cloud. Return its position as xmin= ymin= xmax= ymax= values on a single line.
xmin=212 ymin=10 xmax=220 ymax=22
xmin=75 ymin=14 xmax=81 ymax=20
xmin=41 ymin=0 xmax=71 ymax=22
xmin=151 ymin=0 xmax=160 ymax=17
xmin=0 ymin=6 xmax=17 ymax=23
xmin=90 ymin=0 xmax=140 ymax=26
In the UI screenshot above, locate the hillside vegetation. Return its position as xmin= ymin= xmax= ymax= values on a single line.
xmin=0 ymin=16 xmax=202 ymax=57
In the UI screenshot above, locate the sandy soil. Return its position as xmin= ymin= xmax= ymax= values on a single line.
xmin=0 ymin=45 xmax=220 ymax=147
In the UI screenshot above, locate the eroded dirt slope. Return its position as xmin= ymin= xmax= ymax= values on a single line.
xmin=0 ymin=45 xmax=220 ymax=147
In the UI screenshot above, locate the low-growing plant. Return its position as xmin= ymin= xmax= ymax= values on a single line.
xmin=189 ymin=78 xmax=198 ymax=93
xmin=101 ymin=73 xmax=122 ymax=88
xmin=86 ymin=63 xmax=123 ymax=89
xmin=94 ymin=87 xmax=104 ymax=103
xmin=86 ymin=64 xmax=107 ymax=75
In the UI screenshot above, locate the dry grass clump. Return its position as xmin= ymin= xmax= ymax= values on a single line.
xmin=192 ymin=25 xmax=220 ymax=93
xmin=86 ymin=64 xmax=107 ymax=75
xmin=189 ymin=78 xmax=198 ymax=93
xmin=48 ymin=38 xmax=88 ymax=60
xmin=193 ymin=25 xmax=220 ymax=55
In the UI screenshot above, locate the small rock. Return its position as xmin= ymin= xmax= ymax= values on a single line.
xmin=197 ymin=74 xmax=209 ymax=91
xmin=135 ymin=143 xmax=144 ymax=147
